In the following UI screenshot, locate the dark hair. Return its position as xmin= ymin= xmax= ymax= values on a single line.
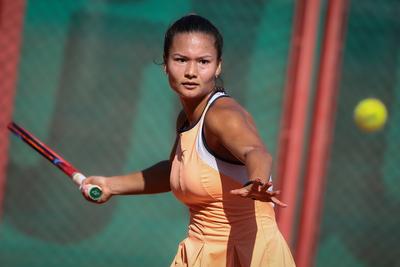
xmin=163 ymin=14 xmax=223 ymax=63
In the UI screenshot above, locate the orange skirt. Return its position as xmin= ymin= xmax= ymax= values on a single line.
xmin=171 ymin=229 xmax=296 ymax=267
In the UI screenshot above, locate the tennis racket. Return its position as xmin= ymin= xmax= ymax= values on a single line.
xmin=7 ymin=122 xmax=102 ymax=201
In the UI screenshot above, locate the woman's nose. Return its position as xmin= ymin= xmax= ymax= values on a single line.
xmin=184 ymin=61 xmax=198 ymax=78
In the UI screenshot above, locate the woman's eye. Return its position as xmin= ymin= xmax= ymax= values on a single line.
xmin=175 ymin=58 xmax=186 ymax=63
xmin=199 ymin=59 xmax=210 ymax=65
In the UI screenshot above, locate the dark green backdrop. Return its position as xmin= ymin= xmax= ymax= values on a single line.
xmin=1 ymin=0 xmax=399 ymax=266
xmin=1 ymin=1 xmax=293 ymax=266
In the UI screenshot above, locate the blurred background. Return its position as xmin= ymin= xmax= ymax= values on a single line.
xmin=0 ymin=0 xmax=399 ymax=266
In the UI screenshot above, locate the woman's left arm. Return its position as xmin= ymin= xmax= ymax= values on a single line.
xmin=204 ymin=98 xmax=287 ymax=207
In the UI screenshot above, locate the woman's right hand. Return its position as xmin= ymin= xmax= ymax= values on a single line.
xmin=81 ymin=176 xmax=112 ymax=203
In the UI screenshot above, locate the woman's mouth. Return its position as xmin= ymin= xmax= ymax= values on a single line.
xmin=182 ymin=82 xmax=199 ymax=89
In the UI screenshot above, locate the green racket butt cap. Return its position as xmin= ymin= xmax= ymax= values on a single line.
xmin=88 ymin=186 xmax=102 ymax=201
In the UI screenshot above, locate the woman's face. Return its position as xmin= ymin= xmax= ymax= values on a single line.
xmin=165 ymin=32 xmax=221 ymax=100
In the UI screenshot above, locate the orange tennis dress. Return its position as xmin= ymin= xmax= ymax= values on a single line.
xmin=170 ymin=92 xmax=295 ymax=267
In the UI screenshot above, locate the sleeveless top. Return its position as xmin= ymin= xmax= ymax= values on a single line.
xmin=170 ymin=91 xmax=295 ymax=267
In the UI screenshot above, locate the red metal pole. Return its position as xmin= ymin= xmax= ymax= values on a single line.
xmin=295 ymin=0 xmax=349 ymax=266
xmin=276 ymin=0 xmax=321 ymax=246
xmin=0 ymin=0 xmax=26 ymax=220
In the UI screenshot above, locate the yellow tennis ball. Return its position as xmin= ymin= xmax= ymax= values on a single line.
xmin=354 ymin=98 xmax=388 ymax=132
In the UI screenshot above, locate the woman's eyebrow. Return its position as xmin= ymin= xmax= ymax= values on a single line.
xmin=171 ymin=53 xmax=214 ymax=59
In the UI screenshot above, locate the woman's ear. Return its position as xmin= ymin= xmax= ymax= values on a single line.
xmin=216 ymin=60 xmax=222 ymax=77
xmin=163 ymin=63 xmax=168 ymax=75
xmin=163 ymin=56 xmax=168 ymax=74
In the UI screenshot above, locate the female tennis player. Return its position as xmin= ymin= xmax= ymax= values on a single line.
xmin=82 ymin=14 xmax=295 ymax=266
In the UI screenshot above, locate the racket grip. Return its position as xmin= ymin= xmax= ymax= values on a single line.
xmin=72 ymin=172 xmax=103 ymax=201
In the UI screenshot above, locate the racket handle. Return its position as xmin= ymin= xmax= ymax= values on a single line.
xmin=72 ymin=172 xmax=103 ymax=201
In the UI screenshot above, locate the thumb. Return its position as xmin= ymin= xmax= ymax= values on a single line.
xmin=230 ymin=188 xmax=248 ymax=197
xmin=80 ymin=176 xmax=97 ymax=194
xmin=81 ymin=176 xmax=92 ymax=185
xmin=81 ymin=176 xmax=101 ymax=186
xmin=230 ymin=188 xmax=241 ymax=194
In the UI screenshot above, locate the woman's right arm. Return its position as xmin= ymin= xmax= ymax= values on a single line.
xmin=81 ymin=160 xmax=172 ymax=203
xmin=82 ymin=111 xmax=185 ymax=203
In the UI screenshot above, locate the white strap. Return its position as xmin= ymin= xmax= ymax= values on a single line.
xmin=199 ymin=91 xmax=226 ymax=127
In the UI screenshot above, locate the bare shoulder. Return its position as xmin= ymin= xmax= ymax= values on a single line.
xmin=205 ymin=97 xmax=254 ymax=133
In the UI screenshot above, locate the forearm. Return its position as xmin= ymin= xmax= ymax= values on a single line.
xmin=244 ymin=148 xmax=273 ymax=183
xmin=106 ymin=160 xmax=171 ymax=195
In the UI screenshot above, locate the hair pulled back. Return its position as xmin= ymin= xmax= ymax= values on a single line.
xmin=163 ymin=14 xmax=223 ymax=63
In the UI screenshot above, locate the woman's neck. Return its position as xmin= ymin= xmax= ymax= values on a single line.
xmin=180 ymin=91 xmax=214 ymax=126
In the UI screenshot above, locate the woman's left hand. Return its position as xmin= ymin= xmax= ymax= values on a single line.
xmin=230 ymin=179 xmax=287 ymax=207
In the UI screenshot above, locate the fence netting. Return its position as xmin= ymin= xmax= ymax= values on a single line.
xmin=315 ymin=1 xmax=400 ymax=267
xmin=1 ymin=1 xmax=399 ymax=267
xmin=1 ymin=1 xmax=294 ymax=266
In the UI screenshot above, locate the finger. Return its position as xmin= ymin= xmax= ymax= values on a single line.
xmin=80 ymin=184 xmax=90 ymax=199
xmin=230 ymin=188 xmax=241 ymax=195
xmin=271 ymin=196 xmax=288 ymax=207
xmin=80 ymin=178 xmax=93 ymax=189
xmin=261 ymin=181 xmax=273 ymax=192
xmin=265 ymin=190 xmax=281 ymax=197
xmin=230 ymin=188 xmax=250 ymax=197
xmin=250 ymin=179 xmax=264 ymax=191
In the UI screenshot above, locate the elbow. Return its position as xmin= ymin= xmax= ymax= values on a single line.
xmin=244 ymin=146 xmax=272 ymax=163
xmin=262 ymin=149 xmax=273 ymax=165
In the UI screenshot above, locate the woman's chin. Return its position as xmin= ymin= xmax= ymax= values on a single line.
xmin=174 ymin=87 xmax=214 ymax=100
